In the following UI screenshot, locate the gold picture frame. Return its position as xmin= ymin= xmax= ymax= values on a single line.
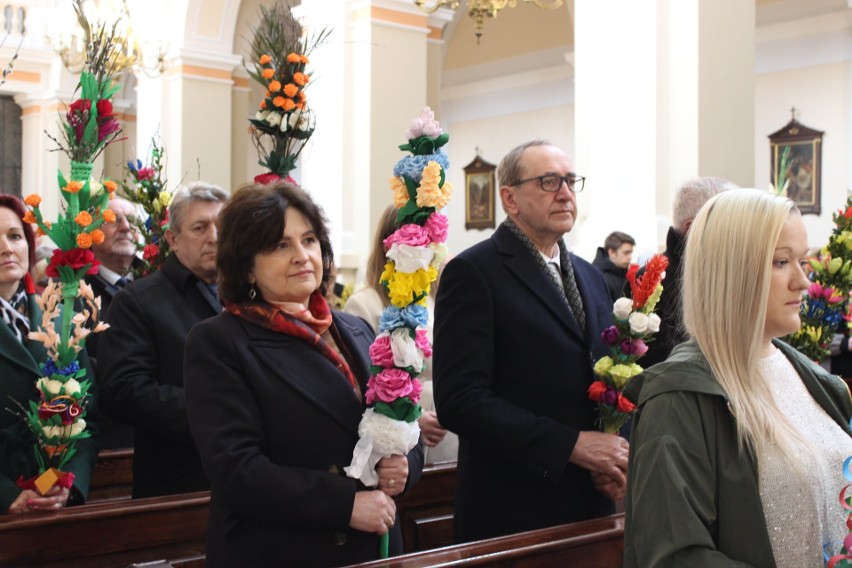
xmin=463 ymin=154 xmax=496 ymax=230
xmin=769 ymin=116 xmax=823 ymax=215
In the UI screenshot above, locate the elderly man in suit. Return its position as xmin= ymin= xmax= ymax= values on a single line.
xmin=85 ymin=196 xmax=143 ymax=449
xmin=434 ymin=140 xmax=628 ymax=543
xmin=97 ymin=182 xmax=228 ymax=498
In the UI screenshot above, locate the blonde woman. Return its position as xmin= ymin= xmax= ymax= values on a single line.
xmin=625 ymin=189 xmax=852 ymax=567
xmin=344 ymin=205 xmax=458 ymax=464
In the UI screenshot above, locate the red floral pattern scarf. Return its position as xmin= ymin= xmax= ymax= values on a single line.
xmin=224 ymin=291 xmax=361 ymax=398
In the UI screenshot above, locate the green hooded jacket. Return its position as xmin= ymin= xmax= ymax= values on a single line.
xmin=624 ymin=339 xmax=852 ymax=567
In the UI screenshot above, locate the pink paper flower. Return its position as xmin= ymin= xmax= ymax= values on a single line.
xmin=424 ymin=212 xmax=449 ymax=244
xmin=369 ymin=333 xmax=394 ymax=367
xmin=414 ymin=329 xmax=432 ymax=358
xmin=384 ymin=223 xmax=431 ymax=248
xmin=366 ymin=368 xmax=422 ymax=405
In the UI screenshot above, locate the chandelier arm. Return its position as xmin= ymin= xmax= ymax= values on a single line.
xmin=414 ymin=0 xmax=460 ymax=14
xmin=525 ymin=0 xmax=565 ymax=8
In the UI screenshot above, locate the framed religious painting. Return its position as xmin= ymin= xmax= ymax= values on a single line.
xmin=769 ymin=114 xmax=824 ymax=215
xmin=463 ymin=154 xmax=496 ymax=230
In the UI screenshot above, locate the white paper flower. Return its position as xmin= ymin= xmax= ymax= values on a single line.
xmin=63 ymin=379 xmax=81 ymax=396
xmin=255 ymin=110 xmax=270 ymax=121
xmin=390 ymin=328 xmax=425 ymax=372
xmin=647 ymin=313 xmax=661 ymax=333
xmin=613 ymin=297 xmax=633 ymax=321
xmin=288 ymin=110 xmax=314 ymax=132
xmin=628 ymin=312 xmax=650 ymax=334
xmin=266 ymin=112 xmax=282 ymax=127
xmin=37 ymin=378 xmax=63 ymax=396
xmin=344 ymin=408 xmax=420 ymax=486
xmin=386 ymin=243 xmax=434 ymax=273
xmin=429 ymin=242 xmax=448 ymax=270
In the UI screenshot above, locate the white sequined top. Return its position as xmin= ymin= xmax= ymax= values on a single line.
xmin=757 ymin=348 xmax=852 ymax=567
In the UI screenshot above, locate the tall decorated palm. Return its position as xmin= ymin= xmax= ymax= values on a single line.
xmin=247 ymin=1 xmax=330 ymax=184
xmin=16 ymin=1 xmax=123 ymax=493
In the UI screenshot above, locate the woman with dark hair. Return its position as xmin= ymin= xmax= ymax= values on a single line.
xmin=0 ymin=194 xmax=98 ymax=514
xmin=184 ymin=181 xmax=423 ymax=567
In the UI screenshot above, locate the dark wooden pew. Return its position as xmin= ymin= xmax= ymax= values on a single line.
xmin=347 ymin=513 xmax=625 ymax=568
xmin=395 ymin=461 xmax=456 ymax=552
xmin=88 ymin=448 xmax=134 ymax=503
xmin=0 ymin=491 xmax=209 ymax=568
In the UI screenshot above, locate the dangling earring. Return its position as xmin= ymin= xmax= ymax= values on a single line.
xmin=249 ymin=283 xmax=257 ymax=300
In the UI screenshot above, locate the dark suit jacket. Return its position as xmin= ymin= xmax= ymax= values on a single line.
xmin=97 ymin=254 xmax=220 ymax=498
xmin=0 ymin=293 xmax=99 ymax=513
xmin=84 ymin=259 xmax=144 ymax=450
xmin=434 ymin=224 xmax=615 ymax=543
xmin=184 ymin=310 xmax=424 ymax=567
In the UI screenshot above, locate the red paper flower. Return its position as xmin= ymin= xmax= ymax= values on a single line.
xmin=45 ymin=248 xmax=99 ymax=278
xmin=142 ymin=243 xmax=160 ymax=261
xmin=617 ymin=394 xmax=636 ymax=413
xmin=628 ymin=254 xmax=669 ymax=310
xmin=587 ymin=380 xmax=607 ymax=402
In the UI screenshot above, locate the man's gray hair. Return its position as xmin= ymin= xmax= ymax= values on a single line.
xmin=168 ymin=181 xmax=229 ymax=233
xmin=672 ymin=176 xmax=738 ymax=234
xmin=498 ymin=140 xmax=551 ymax=187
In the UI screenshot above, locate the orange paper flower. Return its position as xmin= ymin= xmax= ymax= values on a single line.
xmin=262 ymin=68 xmax=275 ymax=80
xmin=283 ymin=83 xmax=299 ymax=97
xmin=293 ymin=72 xmax=308 ymax=86
xmin=286 ymin=53 xmax=301 ymax=63
xmin=268 ymin=80 xmax=282 ymax=93
xmin=76 ymin=233 xmax=93 ymax=249
xmin=75 ymin=212 xmax=93 ymax=227
xmin=260 ymin=100 xmax=267 ymax=110
xmin=90 ymin=229 xmax=105 ymax=245
xmin=103 ymin=180 xmax=117 ymax=194
xmin=102 ymin=209 xmax=116 ymax=224
xmin=63 ymin=181 xmax=84 ymax=194
xmin=300 ymin=55 xmax=308 ymax=64
xmin=23 ymin=211 xmax=36 ymax=224
xmin=24 ymin=194 xmax=41 ymax=207
xmin=259 ymin=54 xmax=271 ymax=65
xmin=281 ymin=98 xmax=296 ymax=112
xmin=273 ymin=96 xmax=286 ymax=108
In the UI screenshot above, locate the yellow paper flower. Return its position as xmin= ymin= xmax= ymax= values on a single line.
xmin=390 ymin=176 xmax=409 ymax=208
xmin=593 ymin=356 xmax=613 ymax=377
xmin=75 ymin=212 xmax=93 ymax=227
xmin=158 ymin=191 xmax=172 ymax=209
xmin=608 ymin=364 xmax=634 ymax=389
xmin=24 ymin=194 xmax=41 ymax=207
xmin=416 ymin=162 xmax=453 ymax=210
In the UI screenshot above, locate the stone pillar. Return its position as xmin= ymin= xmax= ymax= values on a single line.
xmin=159 ymin=52 xmax=241 ymax=191
xmin=574 ymin=0 xmax=755 ymax=256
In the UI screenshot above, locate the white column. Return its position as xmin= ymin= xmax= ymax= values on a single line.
xmin=574 ymin=0 xmax=755 ymax=257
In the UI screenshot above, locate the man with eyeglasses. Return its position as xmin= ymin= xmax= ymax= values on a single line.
xmin=434 ymin=140 xmax=628 ymax=543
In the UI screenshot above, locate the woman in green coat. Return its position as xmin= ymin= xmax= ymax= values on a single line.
xmin=625 ymin=189 xmax=852 ymax=567
xmin=0 ymin=194 xmax=98 ymax=514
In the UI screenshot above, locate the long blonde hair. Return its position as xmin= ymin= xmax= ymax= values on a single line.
xmin=683 ymin=189 xmax=810 ymax=462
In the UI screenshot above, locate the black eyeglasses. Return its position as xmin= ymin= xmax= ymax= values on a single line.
xmin=511 ymin=174 xmax=585 ymax=193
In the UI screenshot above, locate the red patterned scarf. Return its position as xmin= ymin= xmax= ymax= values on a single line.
xmin=224 ymin=291 xmax=361 ymax=398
